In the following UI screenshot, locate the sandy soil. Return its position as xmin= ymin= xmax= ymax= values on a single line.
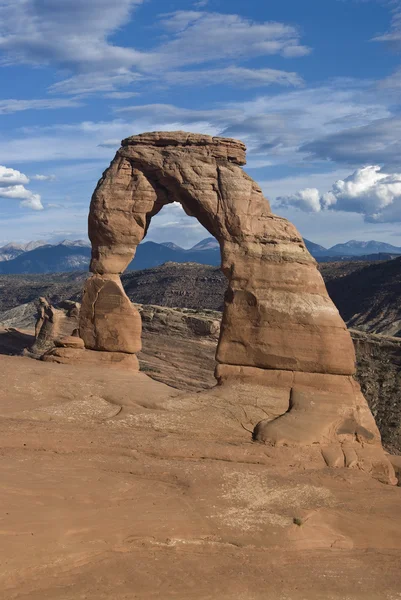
xmin=1 ymin=329 xmax=401 ymax=599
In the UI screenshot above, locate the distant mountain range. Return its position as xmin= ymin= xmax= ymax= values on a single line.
xmin=0 ymin=240 xmax=48 ymax=262
xmin=0 ymin=238 xmax=220 ymax=274
xmin=0 ymin=237 xmax=400 ymax=274
xmin=324 ymin=240 xmax=401 ymax=257
xmin=0 ymin=239 xmax=89 ymax=263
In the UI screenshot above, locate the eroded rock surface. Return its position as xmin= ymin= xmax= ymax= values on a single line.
xmin=79 ymin=274 xmax=141 ymax=354
xmin=31 ymin=297 xmax=80 ymax=355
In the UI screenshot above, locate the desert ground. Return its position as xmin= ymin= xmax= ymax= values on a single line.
xmin=1 ymin=324 xmax=401 ymax=600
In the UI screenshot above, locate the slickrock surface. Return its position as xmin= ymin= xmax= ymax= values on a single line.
xmin=42 ymin=346 xmax=140 ymax=370
xmin=1 ymin=353 xmax=401 ymax=599
xmin=3 ymin=305 xmax=401 ymax=455
xmin=78 ymin=131 xmax=392 ymax=483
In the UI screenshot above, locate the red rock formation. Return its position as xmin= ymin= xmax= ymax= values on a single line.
xmin=32 ymin=297 xmax=81 ymax=355
xmin=79 ymin=131 xmax=396 ymax=484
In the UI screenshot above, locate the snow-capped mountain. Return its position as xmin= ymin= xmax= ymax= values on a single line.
xmin=0 ymin=240 xmax=47 ymax=262
xmin=328 ymin=240 xmax=401 ymax=256
xmin=189 ymin=237 xmax=220 ymax=251
xmin=160 ymin=242 xmax=185 ymax=251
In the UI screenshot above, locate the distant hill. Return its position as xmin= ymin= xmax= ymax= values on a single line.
xmin=127 ymin=241 xmax=220 ymax=271
xmin=122 ymin=262 xmax=226 ymax=310
xmin=0 ymin=272 xmax=87 ymax=312
xmin=324 ymin=256 xmax=401 ymax=337
xmin=303 ymin=239 xmax=329 ymax=257
xmin=317 ymin=252 xmax=401 ymax=263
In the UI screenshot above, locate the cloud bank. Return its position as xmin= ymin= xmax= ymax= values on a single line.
xmin=276 ymin=165 xmax=401 ymax=223
xmin=0 ymin=2 xmax=309 ymax=95
xmin=0 ymin=166 xmax=43 ymax=210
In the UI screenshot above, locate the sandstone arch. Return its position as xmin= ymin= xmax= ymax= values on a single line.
xmin=79 ymin=131 xmax=396 ymax=484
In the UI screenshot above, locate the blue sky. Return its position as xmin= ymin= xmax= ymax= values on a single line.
xmin=1 ymin=0 xmax=401 ymax=248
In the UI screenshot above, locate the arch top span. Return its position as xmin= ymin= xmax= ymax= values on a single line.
xmin=121 ymin=131 xmax=247 ymax=166
xmin=88 ymin=130 xmax=278 ymax=276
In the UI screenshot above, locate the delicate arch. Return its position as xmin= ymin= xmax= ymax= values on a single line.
xmin=76 ymin=131 xmax=398 ymax=485
xmin=79 ymin=131 xmax=355 ymax=376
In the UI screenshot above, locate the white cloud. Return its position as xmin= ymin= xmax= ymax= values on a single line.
xmin=0 ymin=0 xmax=146 ymax=69
xmin=0 ymin=165 xmax=43 ymax=210
xmin=0 ymin=3 xmax=309 ymax=95
xmin=20 ymin=194 xmax=44 ymax=211
xmin=0 ymin=0 xmax=146 ymax=96
xmin=0 ymin=184 xmax=34 ymax=199
xmin=373 ymin=3 xmax=401 ymax=89
xmin=31 ymin=174 xmax=56 ymax=181
xmin=0 ymin=98 xmax=82 ymax=114
xmin=277 ymin=187 xmax=327 ymax=213
xmin=115 ymin=81 xmax=391 ymax=164
xmin=0 ymin=78 xmax=394 ymax=169
xmin=114 ymin=102 xmax=238 ymax=122
xmin=145 ymin=11 xmax=311 ymax=70
xmin=164 ymin=66 xmax=303 ymax=88
xmin=97 ymin=139 xmax=122 ymax=149
xmin=372 ymin=4 xmax=401 ymax=48
xmin=275 ymin=165 xmax=401 ymax=222
xmin=259 ymin=169 xmax=350 ymax=199
xmin=0 ymin=165 xmax=29 ymax=186
xmin=380 ymin=65 xmax=401 ymax=89
xmin=49 ymin=70 xmax=143 ymax=96
xmin=103 ymin=92 xmax=140 ymax=99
